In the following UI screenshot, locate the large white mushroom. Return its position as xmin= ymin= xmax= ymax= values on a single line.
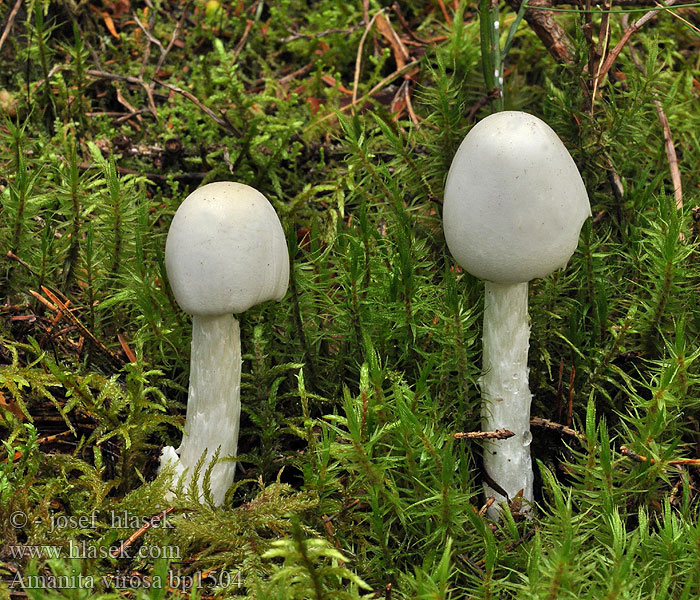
xmin=443 ymin=111 xmax=591 ymax=518
xmin=160 ymin=181 xmax=289 ymax=506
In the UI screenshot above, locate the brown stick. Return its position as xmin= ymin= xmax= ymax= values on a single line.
xmin=282 ymin=23 xmax=364 ymax=42
xmin=36 ymin=286 xmax=124 ymax=369
xmin=530 ymin=416 xmax=586 ymax=441
xmin=621 ymin=445 xmax=700 ymax=467
xmin=454 ymin=428 xmax=515 ymax=440
xmin=596 ymin=0 xmax=682 ymax=85
xmin=111 ymin=507 xmax=176 ymax=558
xmin=233 ymin=19 xmax=254 ymax=63
xmin=506 ymin=0 xmax=575 ymax=63
xmin=626 ymin=34 xmax=683 ymax=209
xmin=654 ymin=100 xmax=683 ymax=209
xmin=153 ymin=79 xmax=238 ymax=134
xmin=353 ymin=10 xmax=385 ymax=107
xmin=313 ymin=59 xmax=421 ymax=127
xmin=0 ymin=0 xmax=22 ymax=53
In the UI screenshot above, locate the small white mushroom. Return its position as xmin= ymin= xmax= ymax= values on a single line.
xmin=443 ymin=111 xmax=591 ymax=518
xmin=160 ymin=181 xmax=289 ymax=506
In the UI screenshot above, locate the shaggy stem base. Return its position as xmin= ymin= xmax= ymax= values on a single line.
xmin=481 ymin=281 xmax=533 ymax=519
xmin=160 ymin=314 xmax=241 ymax=506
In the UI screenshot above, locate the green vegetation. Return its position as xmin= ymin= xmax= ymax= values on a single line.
xmin=1 ymin=0 xmax=699 ymax=598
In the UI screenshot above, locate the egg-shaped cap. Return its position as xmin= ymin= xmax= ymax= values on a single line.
xmin=165 ymin=182 xmax=289 ymax=315
xmin=443 ymin=111 xmax=591 ymax=284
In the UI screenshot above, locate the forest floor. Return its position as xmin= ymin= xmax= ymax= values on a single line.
xmin=1 ymin=0 xmax=700 ymax=598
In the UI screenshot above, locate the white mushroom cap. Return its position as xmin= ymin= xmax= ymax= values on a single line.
xmin=165 ymin=182 xmax=289 ymax=315
xmin=443 ymin=111 xmax=591 ymax=284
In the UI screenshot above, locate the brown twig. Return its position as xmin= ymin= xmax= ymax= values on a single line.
xmin=530 ymin=416 xmax=586 ymax=441
xmin=596 ymin=0 xmax=682 ymax=85
xmin=152 ymin=0 xmax=192 ymax=77
xmin=589 ymin=0 xmax=613 ymax=111
xmin=625 ymin=31 xmax=683 ymax=209
xmin=549 ymin=0 xmax=694 ymax=4
xmin=313 ymin=59 xmax=421 ymax=127
xmin=478 ymin=496 xmax=496 ymax=516
xmin=653 ymin=99 xmax=683 ymax=209
xmin=0 ymin=0 xmax=23 ymax=53
xmin=6 ymin=251 xmax=36 ymax=274
xmin=506 ymin=0 xmax=574 ymax=63
xmin=35 ymin=286 xmax=124 ymax=369
xmin=620 ymin=445 xmax=700 ymax=467
xmin=454 ymin=428 xmax=515 ymax=440
xmin=282 ymin=23 xmax=364 ymax=42
xmin=392 ymin=2 xmax=430 ymax=44
xmin=37 ymin=430 xmax=75 ymax=445
xmin=435 ymin=0 xmax=452 ymax=23
xmin=77 ymin=160 xmax=206 ymax=182
xmin=567 ymin=365 xmax=575 ymax=427
xmin=353 ymin=10 xmax=385 ymax=107
xmin=153 ymin=79 xmax=238 ymax=134
xmin=233 ymin=19 xmax=254 ymax=62
xmin=466 ymin=88 xmax=502 ymax=121
xmin=111 ymin=508 xmax=176 ymax=558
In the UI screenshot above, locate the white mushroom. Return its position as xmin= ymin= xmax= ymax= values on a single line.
xmin=159 ymin=181 xmax=289 ymax=506
xmin=443 ymin=111 xmax=591 ymax=518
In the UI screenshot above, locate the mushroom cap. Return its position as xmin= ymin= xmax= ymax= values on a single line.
xmin=165 ymin=182 xmax=289 ymax=315
xmin=443 ymin=111 xmax=591 ymax=284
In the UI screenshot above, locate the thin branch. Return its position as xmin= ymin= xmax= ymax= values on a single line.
xmin=621 ymin=445 xmax=700 ymax=467
xmin=312 ymin=59 xmax=421 ymax=128
xmin=233 ymin=19 xmax=254 ymax=63
xmin=134 ymin=13 xmax=165 ymax=55
xmin=353 ymin=10 xmax=384 ymax=106
xmin=626 ymin=34 xmax=683 ymax=208
xmin=454 ymin=429 xmax=515 ymax=440
xmin=596 ymin=0 xmax=682 ymax=83
xmin=282 ymin=23 xmax=364 ymax=42
xmin=111 ymin=508 xmax=176 ymax=558
xmin=506 ymin=0 xmax=575 ymax=63
xmin=0 ymin=0 xmax=22 ymax=53
xmin=153 ymin=79 xmax=238 ymax=134
xmin=530 ymin=416 xmax=586 ymax=441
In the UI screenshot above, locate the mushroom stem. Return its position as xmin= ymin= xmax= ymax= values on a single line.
xmin=481 ymin=281 xmax=533 ymax=518
xmin=174 ymin=314 xmax=241 ymax=506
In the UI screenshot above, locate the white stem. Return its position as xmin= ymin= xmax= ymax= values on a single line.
xmin=481 ymin=281 xmax=533 ymax=518
xmin=162 ymin=314 xmax=241 ymax=506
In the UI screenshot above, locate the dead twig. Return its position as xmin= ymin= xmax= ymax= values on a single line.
xmin=0 ymin=0 xmax=23 ymax=53
xmin=6 ymin=251 xmax=36 ymax=275
xmin=37 ymin=430 xmax=75 ymax=445
xmin=530 ymin=416 xmax=586 ymax=441
xmin=34 ymin=286 xmax=124 ymax=370
xmin=111 ymin=508 xmax=176 ymax=558
xmin=313 ymin=59 xmax=421 ymax=127
xmin=454 ymin=428 xmax=515 ymax=440
xmin=233 ymin=19 xmax=254 ymax=63
xmin=549 ymin=0 xmax=694 ymax=4
xmin=506 ymin=0 xmax=574 ymax=63
xmin=589 ymin=0 xmax=613 ymax=111
xmin=653 ymin=99 xmax=683 ymax=209
xmin=153 ymin=79 xmax=238 ymax=134
xmin=353 ymin=10 xmax=385 ymax=107
xmin=478 ymin=496 xmax=496 ymax=516
xmin=467 ymin=88 xmax=502 ymax=122
xmin=392 ymin=2 xmax=430 ymax=44
xmin=621 ymin=445 xmax=700 ymax=467
xmin=282 ymin=23 xmax=364 ymax=42
xmin=596 ymin=0 xmax=682 ymax=85
xmin=625 ymin=30 xmax=683 ymax=209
